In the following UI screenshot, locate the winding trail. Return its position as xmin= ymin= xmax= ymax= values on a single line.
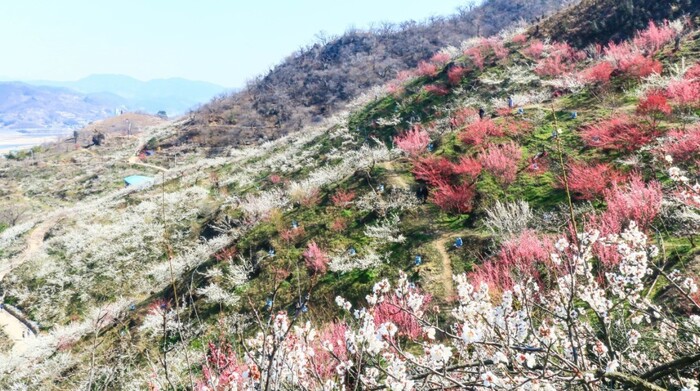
xmin=378 ymin=161 xmax=409 ymax=189
xmin=433 ymin=235 xmax=455 ymax=300
xmin=127 ymin=156 xmax=168 ymax=172
xmin=0 ymin=214 xmax=63 ymax=355
xmin=0 ymin=213 xmax=64 ymax=281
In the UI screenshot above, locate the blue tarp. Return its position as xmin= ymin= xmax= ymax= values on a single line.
xmin=124 ymin=175 xmax=154 ymax=187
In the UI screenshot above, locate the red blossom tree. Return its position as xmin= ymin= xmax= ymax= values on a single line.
xmin=637 ymin=91 xmax=672 ymax=116
xmin=331 ymin=189 xmax=356 ymax=207
xmin=313 ymin=322 xmax=349 ymax=379
xmin=269 ymin=174 xmax=283 ymax=184
xmin=394 ymin=126 xmax=430 ymax=157
xmin=452 ymin=157 xmax=483 ymax=181
xmin=429 ymin=181 xmax=476 ymax=214
xmin=464 ymin=46 xmax=485 ymax=69
xmin=430 ymin=52 xmax=451 ymax=65
xmin=280 ymin=226 xmax=306 ymax=245
xmin=471 ymin=230 xmax=555 ymax=292
xmin=534 ymin=54 xmax=571 ymax=77
xmin=449 ymin=107 xmax=478 ymax=129
xmin=511 ymin=34 xmax=527 ymax=44
xmin=579 ymin=61 xmax=615 ymax=84
xmin=423 ymin=84 xmax=450 ymax=96
xmin=637 ymin=91 xmax=671 ymax=129
xmin=412 ymin=156 xmax=458 ymax=186
xmin=684 ymin=63 xmax=700 ymax=81
xmin=663 ymin=126 xmax=700 ymax=163
xmin=587 ymin=175 xmax=662 ymax=266
xmin=374 ymin=290 xmax=431 ymax=338
xmin=580 ymin=115 xmax=657 ymax=152
xmin=329 ymin=217 xmax=348 ymax=232
xmin=417 ymin=61 xmax=439 ymax=77
xmin=447 ymin=66 xmax=466 ymax=85
xmin=459 ymin=118 xmax=503 ymax=146
xmin=633 ymin=20 xmax=678 ymax=53
xmin=523 ymin=40 xmax=545 ymax=59
xmin=603 ymin=175 xmax=663 ymax=231
xmin=565 ymin=161 xmax=622 ymax=200
xmin=618 ymin=54 xmax=662 ymax=79
xmin=197 ymin=341 xmax=251 ymax=391
xmin=303 ymin=241 xmax=330 ymax=275
xmin=478 ymin=142 xmax=522 ymax=185
xmin=666 ymin=79 xmax=700 ymax=108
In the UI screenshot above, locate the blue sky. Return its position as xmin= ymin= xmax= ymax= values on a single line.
xmin=0 ymin=1 xmax=473 ymax=87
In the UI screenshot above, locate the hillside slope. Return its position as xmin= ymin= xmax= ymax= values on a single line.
xmin=535 ymin=0 xmax=700 ymax=47
xmin=183 ymin=0 xmax=574 ymax=147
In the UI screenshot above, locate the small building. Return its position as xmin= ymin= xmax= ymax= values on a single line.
xmin=124 ymin=175 xmax=154 ymax=187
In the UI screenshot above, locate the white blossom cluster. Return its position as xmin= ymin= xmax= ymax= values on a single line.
xmin=197 ymin=222 xmax=700 ymax=391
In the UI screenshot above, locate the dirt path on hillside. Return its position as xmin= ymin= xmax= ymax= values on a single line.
xmin=378 ymin=161 xmax=409 ymax=189
xmin=0 ymin=213 xmax=64 ymax=281
xmin=127 ymin=156 xmax=168 ymax=172
xmin=433 ymin=235 xmax=455 ymax=299
xmin=0 ymin=309 xmax=35 ymax=356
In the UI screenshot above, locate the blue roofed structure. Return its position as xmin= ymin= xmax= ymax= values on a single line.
xmin=124 ymin=175 xmax=154 ymax=187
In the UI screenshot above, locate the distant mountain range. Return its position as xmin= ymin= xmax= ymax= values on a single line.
xmin=0 ymin=74 xmax=229 ymax=133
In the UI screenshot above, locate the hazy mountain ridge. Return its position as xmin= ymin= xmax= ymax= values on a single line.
xmin=29 ymin=74 xmax=230 ymax=114
xmin=0 ymin=82 xmax=122 ymax=131
xmin=0 ymin=75 xmax=229 ymax=134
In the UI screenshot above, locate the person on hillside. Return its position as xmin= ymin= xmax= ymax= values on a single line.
xmin=479 ymin=108 xmax=485 ymax=120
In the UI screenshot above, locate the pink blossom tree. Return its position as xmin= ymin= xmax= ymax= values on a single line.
xmin=393 ymin=126 xmax=430 ymax=158
xmin=303 ymin=241 xmax=330 ymax=275
xmin=478 ymin=141 xmax=522 ymax=185
xmin=580 ymin=115 xmax=658 ymax=152
xmin=565 ymin=161 xmax=622 ymax=200
xmin=429 ymin=181 xmax=476 ymax=213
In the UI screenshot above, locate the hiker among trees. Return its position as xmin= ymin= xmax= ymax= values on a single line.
xmin=508 ymin=96 xmax=514 ymax=108
xmin=478 ymin=107 xmax=485 ymax=119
